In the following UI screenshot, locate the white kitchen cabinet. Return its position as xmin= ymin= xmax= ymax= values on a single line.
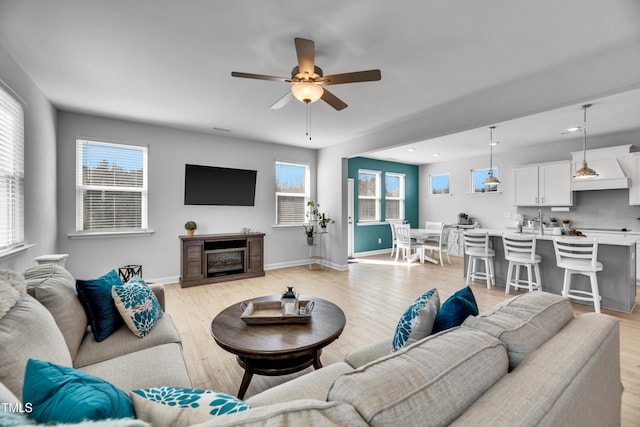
xmin=513 ymin=161 xmax=572 ymax=206
xmin=627 ymin=154 xmax=640 ymax=205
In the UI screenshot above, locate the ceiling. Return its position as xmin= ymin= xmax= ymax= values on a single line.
xmin=1 ymin=0 xmax=640 ymax=163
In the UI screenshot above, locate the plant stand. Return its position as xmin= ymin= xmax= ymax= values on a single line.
xmin=306 ymin=230 xmax=327 ymax=270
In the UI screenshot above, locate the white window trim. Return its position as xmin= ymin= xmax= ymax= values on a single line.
xmin=275 ymin=161 xmax=310 ymax=225
xmin=0 ymin=83 xmax=25 ymax=253
xmin=384 ymin=172 xmax=405 ymax=221
xmin=358 ymin=169 xmax=381 ymax=222
xmin=75 ymin=139 xmax=148 ymax=234
xmin=429 ymin=173 xmax=452 ymax=197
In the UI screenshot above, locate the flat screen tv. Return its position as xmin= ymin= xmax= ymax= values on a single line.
xmin=184 ymin=164 xmax=257 ymax=206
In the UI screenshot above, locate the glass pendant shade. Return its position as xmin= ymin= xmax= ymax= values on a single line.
xmin=291 ymin=82 xmax=324 ymax=103
xmin=572 ymin=104 xmax=598 ymax=179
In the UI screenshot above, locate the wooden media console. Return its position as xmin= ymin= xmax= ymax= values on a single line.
xmin=179 ymin=232 xmax=265 ymax=287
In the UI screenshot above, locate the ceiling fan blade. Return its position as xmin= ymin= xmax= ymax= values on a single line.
xmin=294 ymin=38 xmax=315 ymax=77
xmin=322 ymin=69 xmax=382 ymax=85
xmin=270 ymin=92 xmax=294 ymax=109
xmin=321 ymin=89 xmax=348 ymax=111
xmin=231 ymin=71 xmax=289 ymax=83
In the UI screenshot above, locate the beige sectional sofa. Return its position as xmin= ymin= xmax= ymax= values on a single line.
xmin=193 ymin=291 xmax=622 ymax=427
xmin=1 ymin=265 xmax=622 ymax=426
xmin=0 ymin=264 xmax=191 ymax=404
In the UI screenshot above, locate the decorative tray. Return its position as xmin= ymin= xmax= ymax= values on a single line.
xmin=240 ymin=300 xmax=314 ymax=324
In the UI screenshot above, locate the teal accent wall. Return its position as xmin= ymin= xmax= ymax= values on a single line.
xmin=348 ymin=157 xmax=419 ymax=253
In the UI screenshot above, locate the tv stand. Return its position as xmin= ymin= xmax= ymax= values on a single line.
xmin=179 ymin=232 xmax=265 ymax=287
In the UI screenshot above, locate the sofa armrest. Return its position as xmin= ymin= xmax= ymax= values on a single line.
xmin=344 ymin=338 xmax=393 ymax=368
xmin=149 ymin=284 xmax=165 ymax=310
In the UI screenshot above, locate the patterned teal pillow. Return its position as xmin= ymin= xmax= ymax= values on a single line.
xmin=111 ymin=276 xmax=163 ymax=338
xmin=391 ymin=289 xmax=440 ymax=352
xmin=131 ymin=387 xmax=250 ymax=426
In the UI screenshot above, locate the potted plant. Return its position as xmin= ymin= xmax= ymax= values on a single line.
xmin=548 ymin=217 xmax=559 ymax=227
xmin=184 ymin=221 xmax=197 ymax=237
xmin=303 ymin=224 xmax=315 ymax=245
xmin=307 ymin=201 xmax=335 ymax=228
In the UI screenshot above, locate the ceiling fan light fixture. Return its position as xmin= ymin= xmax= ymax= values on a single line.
xmin=291 ymin=82 xmax=323 ymax=103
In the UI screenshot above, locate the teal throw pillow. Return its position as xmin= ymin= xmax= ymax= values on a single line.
xmin=391 ymin=289 xmax=440 ymax=352
xmin=76 ymin=269 xmax=125 ymax=342
xmin=131 ymin=387 xmax=250 ymax=426
xmin=432 ymin=286 xmax=479 ymax=333
xmin=112 ymin=276 xmax=163 ymax=338
xmin=22 ymin=359 xmax=134 ymax=424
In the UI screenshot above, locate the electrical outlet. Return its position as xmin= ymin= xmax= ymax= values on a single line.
xmin=378 ymin=238 xmax=382 ymax=244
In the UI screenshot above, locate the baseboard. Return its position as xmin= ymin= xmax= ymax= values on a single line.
xmin=353 ymin=248 xmax=392 ymax=257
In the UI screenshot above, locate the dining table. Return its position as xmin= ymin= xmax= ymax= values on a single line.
xmin=409 ymin=228 xmax=441 ymax=265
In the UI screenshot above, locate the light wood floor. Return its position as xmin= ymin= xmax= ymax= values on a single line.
xmin=164 ymin=255 xmax=639 ymax=426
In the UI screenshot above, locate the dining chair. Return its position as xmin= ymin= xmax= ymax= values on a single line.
xmin=420 ymin=223 xmax=452 ymax=266
xmin=553 ymin=237 xmax=603 ymax=313
xmin=502 ymin=233 xmax=542 ymax=293
xmin=394 ymin=223 xmax=421 ymax=263
xmin=463 ymin=231 xmax=495 ymax=288
xmin=388 ymin=220 xmax=403 ymax=258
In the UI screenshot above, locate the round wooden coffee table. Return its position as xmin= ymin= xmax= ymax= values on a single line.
xmin=210 ymin=295 xmax=346 ymax=399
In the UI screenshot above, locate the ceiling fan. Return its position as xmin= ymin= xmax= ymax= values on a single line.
xmin=231 ymin=38 xmax=381 ymax=111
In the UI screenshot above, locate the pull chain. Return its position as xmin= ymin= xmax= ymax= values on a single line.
xmin=305 ymin=101 xmax=312 ymax=141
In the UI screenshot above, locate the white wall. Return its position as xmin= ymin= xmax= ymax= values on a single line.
xmin=420 ymin=130 xmax=640 ymax=229
xmin=0 ymin=45 xmax=58 ymax=272
xmin=56 ymin=111 xmax=317 ymax=281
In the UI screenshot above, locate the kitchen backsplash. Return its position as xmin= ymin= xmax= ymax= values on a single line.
xmin=518 ymin=189 xmax=640 ymax=231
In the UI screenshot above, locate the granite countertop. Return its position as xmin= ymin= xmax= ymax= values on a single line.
xmin=479 ymin=228 xmax=640 ymax=247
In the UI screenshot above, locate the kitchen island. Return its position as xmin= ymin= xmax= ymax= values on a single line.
xmin=466 ymin=228 xmax=638 ymax=313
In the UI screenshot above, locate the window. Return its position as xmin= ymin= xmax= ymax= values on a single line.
xmin=385 ymin=173 xmax=405 ymax=220
xmin=430 ymin=173 xmax=450 ymax=195
xmin=76 ymin=140 xmax=148 ymax=232
xmin=358 ymin=169 xmax=381 ymax=222
xmin=0 ymin=85 xmax=24 ymax=252
xmin=275 ymin=161 xmax=310 ymax=225
xmin=471 ymin=168 xmax=499 ymax=193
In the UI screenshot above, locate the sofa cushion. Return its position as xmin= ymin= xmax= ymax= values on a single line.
xmin=344 ymin=338 xmax=393 ymax=369
xmin=76 ymin=270 xmax=125 ymax=342
xmin=0 ymin=412 xmax=150 ymax=427
xmin=112 ymin=276 xmax=163 ymax=338
xmin=188 ymin=400 xmax=368 ymax=427
xmin=73 ymin=313 xmax=182 ymax=368
xmin=432 ymin=286 xmax=479 ymax=333
xmin=0 ymin=295 xmax=72 ymax=398
xmin=0 ymin=381 xmax=20 ymax=407
xmin=24 ymin=264 xmax=88 ymax=359
xmin=328 ymin=326 xmax=508 ymax=427
xmin=451 ymin=313 xmax=621 ymax=427
xmin=245 ymin=362 xmax=354 ymax=407
xmin=131 ymin=387 xmax=250 ymax=427
xmin=391 ymin=288 xmax=439 ymax=352
xmin=462 ymin=291 xmax=573 ymax=369
xmin=23 ymin=358 xmax=134 ymax=424
xmin=79 ymin=343 xmax=192 ymax=392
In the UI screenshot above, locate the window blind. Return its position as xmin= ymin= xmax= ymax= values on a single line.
xmin=0 ymin=85 xmax=25 ymax=251
xmin=76 ymin=140 xmax=148 ymax=231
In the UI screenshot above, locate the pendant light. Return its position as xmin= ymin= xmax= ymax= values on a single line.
xmin=573 ymin=104 xmax=598 ymax=179
xmin=483 ymin=126 xmax=500 ymax=187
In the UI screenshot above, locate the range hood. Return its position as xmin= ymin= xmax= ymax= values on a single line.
xmin=571 ymin=145 xmax=631 ymax=191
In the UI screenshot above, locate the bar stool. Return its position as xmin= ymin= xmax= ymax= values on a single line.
xmin=464 ymin=231 xmax=495 ymax=288
xmin=553 ymin=237 xmax=603 ymax=313
xmin=502 ymin=234 xmax=542 ymax=293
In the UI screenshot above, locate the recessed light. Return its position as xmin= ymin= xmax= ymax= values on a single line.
xmin=566 ymin=127 xmax=580 ymax=132
xmin=489 ymin=142 xmax=498 ymax=146
xmin=432 ymin=153 xmax=440 ymax=157
xmin=407 ymin=148 xmax=416 ymax=152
